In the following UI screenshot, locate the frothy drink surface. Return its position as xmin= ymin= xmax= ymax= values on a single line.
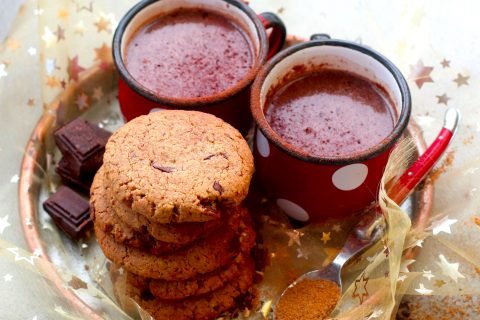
xmin=265 ymin=69 xmax=395 ymax=157
xmin=125 ymin=9 xmax=254 ymax=99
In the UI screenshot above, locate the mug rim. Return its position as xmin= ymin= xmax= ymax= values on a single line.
xmin=112 ymin=0 xmax=269 ymax=108
xmin=250 ymin=39 xmax=412 ymax=166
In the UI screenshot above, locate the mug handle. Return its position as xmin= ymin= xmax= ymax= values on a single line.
xmin=258 ymin=12 xmax=287 ymax=59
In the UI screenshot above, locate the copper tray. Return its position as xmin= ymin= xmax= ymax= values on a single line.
xmin=18 ymin=38 xmax=433 ymax=319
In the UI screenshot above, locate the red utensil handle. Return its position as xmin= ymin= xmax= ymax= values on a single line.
xmin=258 ymin=12 xmax=287 ymax=59
xmin=389 ymin=108 xmax=460 ymax=204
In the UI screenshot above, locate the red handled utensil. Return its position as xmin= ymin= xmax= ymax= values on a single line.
xmin=273 ymin=108 xmax=460 ymax=318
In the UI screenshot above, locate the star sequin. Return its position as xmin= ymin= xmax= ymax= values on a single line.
xmin=415 ymin=283 xmax=433 ymax=295
xmin=3 ymin=274 xmax=13 ymax=282
xmin=55 ymin=25 xmax=66 ymax=42
xmin=409 ymin=60 xmax=434 ymax=89
xmin=94 ymin=43 xmax=112 ymax=68
xmin=422 ymin=270 xmax=435 ymax=280
xmin=285 ymin=229 xmax=303 ymax=247
xmin=436 ymin=93 xmax=451 ymax=105
xmin=397 ymin=274 xmax=408 ymax=282
xmin=45 ymin=58 xmax=57 ymax=75
xmin=10 ymin=174 xmax=19 ymax=183
xmin=46 ymin=75 xmax=60 ymax=88
xmin=436 ymin=254 xmax=465 ymax=282
xmin=332 ymin=224 xmax=342 ymax=232
xmin=57 ymin=8 xmax=69 ymax=20
xmin=0 ymin=215 xmax=11 ymax=234
xmin=440 ymin=59 xmax=450 ymax=68
xmin=0 ymin=64 xmax=7 ymax=79
xmin=92 ymin=87 xmax=104 ymax=102
xmin=76 ymin=93 xmax=89 ymax=111
xmin=453 ymin=73 xmax=469 ymax=87
xmin=321 ymin=232 xmax=331 ymax=244
xmin=352 ymin=273 xmax=369 ymax=304
xmin=400 ymin=259 xmax=415 ymax=273
xmin=430 ymin=216 xmax=457 ymax=235
xmin=296 ymin=248 xmax=309 ymax=259
xmin=41 ymin=27 xmax=56 ymax=48
xmin=67 ymin=56 xmax=85 ymax=82
xmin=94 ymin=17 xmax=111 ymax=33
xmin=74 ymin=21 xmax=86 ymax=36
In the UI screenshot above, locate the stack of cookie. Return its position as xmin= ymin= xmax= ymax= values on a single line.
xmin=90 ymin=110 xmax=257 ymax=319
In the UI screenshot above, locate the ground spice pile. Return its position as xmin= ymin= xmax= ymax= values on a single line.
xmin=275 ymin=279 xmax=341 ymax=320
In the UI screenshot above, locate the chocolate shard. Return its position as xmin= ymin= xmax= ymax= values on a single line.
xmin=54 ymin=118 xmax=111 ymax=177
xmin=213 ymin=181 xmax=224 ymax=194
xmin=203 ymin=152 xmax=229 ymax=160
xmin=42 ymin=186 xmax=92 ymax=239
xmin=151 ymin=162 xmax=176 ymax=173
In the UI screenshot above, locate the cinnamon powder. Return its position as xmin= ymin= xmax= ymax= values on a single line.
xmin=275 ymin=279 xmax=340 ymax=320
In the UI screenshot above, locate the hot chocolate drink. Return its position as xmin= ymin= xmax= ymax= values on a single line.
xmin=125 ymin=9 xmax=254 ymax=99
xmin=265 ymin=69 xmax=395 ymax=157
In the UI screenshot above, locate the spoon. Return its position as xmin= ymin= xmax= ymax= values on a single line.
xmin=274 ymin=107 xmax=460 ymax=316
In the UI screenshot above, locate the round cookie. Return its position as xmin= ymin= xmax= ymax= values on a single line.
xmin=129 ymin=253 xmax=252 ymax=300
xmin=123 ymin=257 xmax=256 ymax=320
xmin=102 ymin=110 xmax=254 ymax=223
xmin=91 ymin=173 xmax=187 ymax=255
xmin=94 ymin=207 xmax=256 ymax=280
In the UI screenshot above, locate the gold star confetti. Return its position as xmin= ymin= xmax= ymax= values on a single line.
xmin=76 ymin=93 xmax=90 ymax=111
xmin=68 ymin=56 xmax=86 ymax=82
xmin=94 ymin=43 xmax=112 ymax=67
xmin=74 ymin=20 xmax=86 ymax=36
xmin=46 ymin=75 xmax=60 ymax=88
xmin=3 ymin=274 xmax=13 ymax=282
xmin=285 ymin=229 xmax=303 ymax=247
xmin=27 ymin=99 xmax=35 ymax=107
xmin=92 ymin=87 xmax=104 ymax=101
xmin=453 ymin=73 xmax=469 ymax=87
xmin=0 ymin=64 xmax=7 ymax=78
xmin=440 ymin=59 xmax=450 ymax=68
xmin=0 ymin=215 xmax=11 ymax=234
xmin=55 ymin=25 xmax=66 ymax=42
xmin=429 ymin=216 xmax=457 ymax=235
xmin=41 ymin=27 xmax=56 ymax=48
xmin=352 ymin=273 xmax=369 ymax=304
xmin=413 ymin=239 xmax=424 ymax=248
xmin=321 ymin=232 xmax=331 ymax=244
xmin=409 ymin=60 xmax=434 ymax=89
xmin=436 ymin=93 xmax=451 ymax=105
xmin=57 ymin=8 xmax=69 ymax=20
xmin=94 ymin=16 xmax=111 ymax=33
xmin=6 ymin=38 xmax=21 ymax=51
xmin=436 ymin=254 xmax=465 ymax=282
xmin=415 ymin=283 xmax=433 ymax=295
xmin=259 ymin=300 xmax=273 ymax=318
xmin=435 ymin=279 xmax=446 ymax=288
xmin=6 ymin=247 xmax=38 ymax=265
xmin=332 ymin=224 xmax=342 ymax=232
xmin=422 ymin=270 xmax=435 ymax=280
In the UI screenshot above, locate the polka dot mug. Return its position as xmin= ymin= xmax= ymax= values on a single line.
xmin=250 ymin=35 xmax=411 ymax=223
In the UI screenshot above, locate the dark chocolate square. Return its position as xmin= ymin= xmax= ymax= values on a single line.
xmin=56 ymin=158 xmax=94 ymax=193
xmin=54 ymin=119 xmax=111 ymax=176
xmin=42 ymin=186 xmax=92 ymax=239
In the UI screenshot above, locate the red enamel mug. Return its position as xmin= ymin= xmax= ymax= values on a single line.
xmin=112 ymin=0 xmax=286 ymax=134
xmin=250 ymin=35 xmax=411 ymax=224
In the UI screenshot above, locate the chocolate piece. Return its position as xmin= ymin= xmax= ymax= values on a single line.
xmin=54 ymin=118 xmax=111 ymax=177
xmin=151 ymin=162 xmax=175 ymax=173
xmin=43 ymin=186 xmax=92 ymax=239
xmin=56 ymin=158 xmax=94 ymax=193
